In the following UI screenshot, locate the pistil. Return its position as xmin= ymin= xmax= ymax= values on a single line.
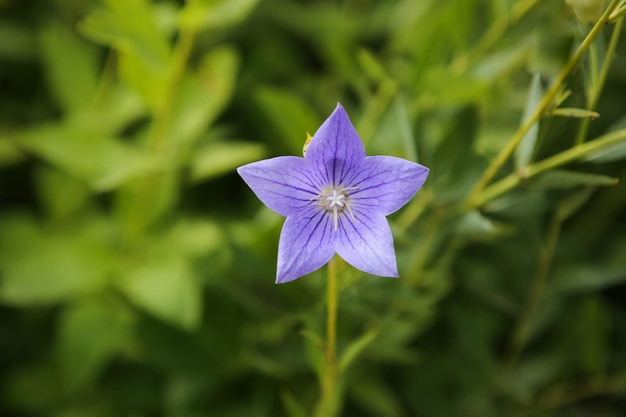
xmin=314 ymin=186 xmax=357 ymax=231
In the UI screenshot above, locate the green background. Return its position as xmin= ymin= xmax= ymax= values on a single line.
xmin=1 ymin=0 xmax=626 ymax=416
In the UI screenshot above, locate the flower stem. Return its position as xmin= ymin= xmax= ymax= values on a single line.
xmin=326 ymin=256 xmax=338 ymax=386
xmin=465 ymin=0 xmax=622 ymax=207
xmin=315 ymin=257 xmax=339 ymax=417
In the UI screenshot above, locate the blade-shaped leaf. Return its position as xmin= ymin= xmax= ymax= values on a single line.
xmin=532 ymin=169 xmax=618 ymax=189
xmin=165 ymin=46 xmax=240 ymax=147
xmin=339 ymin=328 xmax=378 ymax=372
xmin=253 ymin=87 xmax=320 ymax=154
xmin=56 ymin=299 xmax=134 ymax=389
xmin=117 ymin=255 xmax=202 ymax=330
xmin=0 ymin=215 xmax=114 ymax=306
xmin=190 ymin=141 xmax=265 ymax=182
xmin=551 ymin=107 xmax=599 ymax=118
xmin=515 ymin=73 xmax=543 ymax=169
xmin=179 ymin=0 xmax=261 ymax=31
xmin=16 ymin=125 xmax=159 ymax=192
xmin=38 ymin=23 xmax=99 ymax=113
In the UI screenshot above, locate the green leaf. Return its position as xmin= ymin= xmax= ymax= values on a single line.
xmin=532 ymin=169 xmax=618 ymax=189
xmin=349 ymin=377 xmax=405 ymax=417
xmin=281 ymin=391 xmax=309 ymax=417
xmin=166 ymin=219 xmax=223 ymax=257
xmin=453 ymin=210 xmax=498 ymax=238
xmin=418 ymin=67 xmax=491 ymax=107
xmin=78 ymin=0 xmax=170 ymax=109
xmin=166 ymin=46 xmax=240 ymax=147
xmin=179 ymin=0 xmax=261 ymax=31
xmin=368 ymin=96 xmax=418 ymax=161
xmin=118 ymin=255 xmax=202 ymax=330
xmin=0 ymin=21 xmax=37 ymax=61
xmin=0 ymin=216 xmax=113 ymax=306
xmin=69 ymin=82 xmax=147 ymax=135
xmin=584 ymin=141 xmax=626 ymax=163
xmin=549 ymin=265 xmax=626 ymax=294
xmin=38 ymin=23 xmax=99 ymax=113
xmin=15 ymin=125 xmax=159 ymax=192
xmin=253 ymin=87 xmax=320 ymax=154
xmin=556 ymin=187 xmax=596 ymax=221
xmin=79 ymin=0 xmax=170 ymax=65
xmin=190 ymin=141 xmax=265 ymax=182
xmin=301 ymin=329 xmax=325 ymax=381
xmin=117 ymin=51 xmax=168 ymax=110
xmin=339 ymin=328 xmax=378 ymax=372
xmin=35 ymin=166 xmax=90 ymax=220
xmin=56 ymin=299 xmax=134 ymax=390
xmin=515 ymin=73 xmax=543 ymax=169
xmin=0 ymin=137 xmax=25 ymax=168
xmin=551 ymin=107 xmax=600 ymax=118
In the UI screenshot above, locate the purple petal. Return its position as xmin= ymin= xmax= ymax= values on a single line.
xmin=237 ymin=156 xmax=323 ymax=217
xmin=335 ymin=212 xmax=398 ymax=277
xmin=349 ymin=156 xmax=429 ymax=216
xmin=305 ymin=103 xmax=366 ymax=186
xmin=276 ymin=209 xmax=336 ymax=283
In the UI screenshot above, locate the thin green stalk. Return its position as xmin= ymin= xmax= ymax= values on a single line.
xmin=326 ymin=256 xmax=338 ymax=380
xmin=508 ymin=211 xmax=562 ymax=366
xmin=575 ymin=16 xmax=624 ymax=145
xmin=316 ymin=256 xmax=339 ymax=417
xmin=516 ymin=376 xmax=626 ymax=416
xmin=465 ymin=0 xmax=622 ymax=207
xmin=470 ymin=127 xmax=626 ymax=207
xmin=451 ymin=0 xmax=540 ymax=71
xmin=149 ymin=17 xmax=197 ymax=152
xmin=121 ymin=0 xmax=197 ymax=246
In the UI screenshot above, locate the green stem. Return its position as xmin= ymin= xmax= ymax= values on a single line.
xmin=465 ymin=0 xmax=622 ymax=207
xmin=122 ymin=0 xmax=197 ymax=245
xmin=508 ymin=210 xmax=562 ymax=366
xmin=326 ymin=256 xmax=337 ymax=378
xmin=470 ymin=127 xmax=626 ymax=207
xmin=575 ymin=16 xmax=624 ymax=145
xmin=451 ymin=0 xmax=540 ymax=72
xmin=315 ymin=257 xmax=339 ymax=417
xmin=148 ymin=0 xmax=197 ymax=152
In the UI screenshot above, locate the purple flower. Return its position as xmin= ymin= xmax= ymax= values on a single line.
xmin=237 ymin=103 xmax=429 ymax=283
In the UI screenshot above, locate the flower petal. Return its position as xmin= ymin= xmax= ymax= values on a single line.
xmin=237 ymin=156 xmax=323 ymax=217
xmin=276 ymin=209 xmax=336 ymax=283
xmin=336 ymin=212 xmax=398 ymax=277
xmin=305 ymin=103 xmax=366 ymax=186
xmin=349 ymin=156 xmax=429 ymax=216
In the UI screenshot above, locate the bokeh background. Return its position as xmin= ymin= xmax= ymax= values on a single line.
xmin=2 ymin=0 xmax=626 ymax=416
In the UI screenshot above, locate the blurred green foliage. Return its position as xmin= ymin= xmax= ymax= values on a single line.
xmin=1 ymin=0 xmax=626 ymax=416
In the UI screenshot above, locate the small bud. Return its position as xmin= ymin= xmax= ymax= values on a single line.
xmin=303 ymin=131 xmax=313 ymax=157
xmin=566 ymin=0 xmax=607 ymax=23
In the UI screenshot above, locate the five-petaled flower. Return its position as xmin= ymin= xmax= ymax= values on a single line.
xmin=237 ymin=103 xmax=429 ymax=283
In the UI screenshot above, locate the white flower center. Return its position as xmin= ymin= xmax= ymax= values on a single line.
xmin=315 ymin=186 xmax=357 ymax=231
xmin=325 ymin=189 xmax=346 ymax=210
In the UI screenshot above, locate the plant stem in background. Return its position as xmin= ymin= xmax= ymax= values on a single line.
xmin=451 ymin=0 xmax=540 ymax=71
xmin=575 ymin=16 xmax=625 ymax=145
xmin=465 ymin=0 xmax=622 ymax=208
xmin=508 ymin=210 xmax=563 ymax=366
xmin=149 ymin=0 xmax=197 ymax=152
xmin=122 ymin=0 xmax=198 ymax=245
xmin=470 ymin=127 xmax=626 ymax=207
